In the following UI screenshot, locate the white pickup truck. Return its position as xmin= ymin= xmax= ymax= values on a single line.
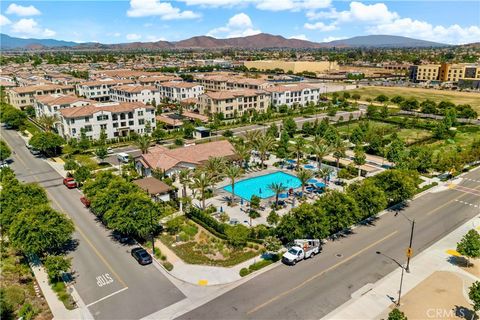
xmin=282 ymin=239 xmax=321 ymax=265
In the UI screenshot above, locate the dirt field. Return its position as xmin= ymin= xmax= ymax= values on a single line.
xmin=344 ymin=86 xmax=480 ymax=111
xmin=383 ymin=271 xmax=474 ymax=320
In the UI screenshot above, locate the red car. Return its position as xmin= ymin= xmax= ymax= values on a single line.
xmin=80 ymin=196 xmax=91 ymax=208
xmin=63 ymin=177 xmax=77 ymax=189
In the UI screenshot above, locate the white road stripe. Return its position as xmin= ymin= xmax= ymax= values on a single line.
xmin=86 ymin=287 xmax=128 ymax=308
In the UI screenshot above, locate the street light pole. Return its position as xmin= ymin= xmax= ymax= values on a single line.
xmin=405 ymin=219 xmax=415 ymax=273
xmin=376 ymin=251 xmax=405 ymax=307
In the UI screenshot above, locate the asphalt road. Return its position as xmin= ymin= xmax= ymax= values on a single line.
xmin=1 ymin=127 xmax=185 ymax=320
xmin=180 ymin=170 xmax=480 ymax=320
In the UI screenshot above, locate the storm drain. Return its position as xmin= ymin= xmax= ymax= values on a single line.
xmin=336 ymin=253 xmax=343 ymax=258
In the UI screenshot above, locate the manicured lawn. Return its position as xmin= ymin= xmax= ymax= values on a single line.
xmin=340 ymin=86 xmax=480 ymax=111
xmin=394 ymin=128 xmax=432 ymax=145
xmin=425 ymin=125 xmax=480 ymax=154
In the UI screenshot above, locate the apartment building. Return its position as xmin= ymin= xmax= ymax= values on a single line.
xmin=409 ymin=64 xmax=441 ymax=82
xmin=57 ymin=101 xmax=156 ymax=140
xmin=439 ymin=63 xmax=480 ymax=82
xmin=7 ymin=84 xmax=75 ymax=109
xmin=109 ymin=85 xmax=161 ymax=105
xmin=265 ymin=83 xmax=322 ymax=107
xmin=198 ymin=89 xmax=270 ymax=118
xmin=76 ymin=79 xmax=134 ymax=101
xmin=194 ymin=74 xmax=273 ymax=91
xmin=34 ymin=94 xmax=94 ymax=118
xmin=137 ymin=75 xmax=182 ymax=86
xmin=156 ymin=81 xmax=204 ymax=102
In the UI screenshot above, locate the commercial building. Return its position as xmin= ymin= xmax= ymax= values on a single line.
xmin=243 ymin=60 xmax=339 ymax=74
xmin=156 ymin=81 xmax=204 ymax=102
xmin=135 ymin=140 xmax=236 ymax=177
xmin=198 ymin=89 xmax=270 ymax=118
xmin=439 ymin=63 xmax=480 ymax=82
xmin=34 ymin=94 xmax=94 ymax=118
xmin=76 ymin=79 xmax=134 ymax=101
xmin=7 ymin=84 xmax=75 ymax=109
xmin=265 ymin=83 xmax=322 ymax=107
xmin=109 ymin=85 xmax=161 ymax=105
xmin=409 ymin=64 xmax=441 ymax=82
xmin=57 ymin=101 xmax=156 ymax=140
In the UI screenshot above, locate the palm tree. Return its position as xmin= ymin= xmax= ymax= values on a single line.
xmin=353 ymin=146 xmax=366 ymax=177
xmin=136 ymin=135 xmax=151 ymax=154
xmin=191 ymin=171 xmax=213 ymax=209
xmin=234 ymin=142 xmax=251 ymax=169
xmin=296 ymin=168 xmax=314 ymax=194
xmin=268 ymin=182 xmax=287 ymax=207
xmin=311 ymin=137 xmax=330 ymax=171
xmin=203 ymin=157 xmax=226 ymax=182
xmin=179 ymin=169 xmax=191 ymax=198
xmin=37 ymin=114 xmax=59 ymax=132
xmin=319 ymin=167 xmax=334 ymax=185
xmin=245 ymin=130 xmax=261 ymax=150
xmin=256 ymin=134 xmax=275 ymax=168
xmin=332 ymin=139 xmax=346 ymax=169
xmin=290 ymin=137 xmax=306 ymax=170
xmin=225 ymin=165 xmax=243 ymax=205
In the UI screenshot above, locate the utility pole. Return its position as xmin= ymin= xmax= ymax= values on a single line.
xmin=405 ymin=219 xmax=415 ymax=273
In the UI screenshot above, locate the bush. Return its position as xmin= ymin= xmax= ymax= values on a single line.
xmin=162 ymin=261 xmax=173 ymax=271
xmin=239 ymin=267 xmax=250 ymax=277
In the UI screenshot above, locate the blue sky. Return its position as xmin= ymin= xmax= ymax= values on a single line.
xmin=0 ymin=1 xmax=479 ymax=45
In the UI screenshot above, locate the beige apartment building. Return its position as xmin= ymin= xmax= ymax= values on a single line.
xmin=7 ymin=84 xmax=75 ymax=109
xmin=409 ymin=64 xmax=441 ymax=82
xmin=439 ymin=63 xmax=480 ymax=82
xmin=243 ymin=60 xmax=339 ymax=74
xmin=195 ymin=74 xmax=273 ymax=91
xmin=198 ymin=89 xmax=270 ymax=119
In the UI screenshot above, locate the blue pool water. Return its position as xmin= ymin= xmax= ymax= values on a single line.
xmin=223 ymin=171 xmax=301 ymax=200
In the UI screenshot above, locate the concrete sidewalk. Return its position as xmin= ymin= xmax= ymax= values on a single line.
xmin=30 ymin=260 xmax=93 ymax=320
xmin=323 ymin=212 xmax=480 ymax=320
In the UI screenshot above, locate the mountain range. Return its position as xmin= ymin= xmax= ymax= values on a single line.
xmin=0 ymin=33 xmax=449 ymax=50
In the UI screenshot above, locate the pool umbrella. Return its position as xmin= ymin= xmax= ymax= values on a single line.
xmin=240 ymin=198 xmax=244 ymax=205
xmin=315 ymin=182 xmax=325 ymax=188
xmin=220 ymin=206 xmax=223 ymax=212
xmin=307 ymin=179 xmax=318 ymax=184
xmin=286 ymin=159 xmax=296 ymax=164
xmin=279 ymin=193 xmax=288 ymax=199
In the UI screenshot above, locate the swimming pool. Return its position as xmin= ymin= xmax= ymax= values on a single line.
xmin=223 ymin=171 xmax=301 ymax=200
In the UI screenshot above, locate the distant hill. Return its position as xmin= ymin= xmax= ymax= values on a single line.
xmin=0 ymin=33 xmax=451 ymax=50
xmin=0 ymin=33 xmax=79 ymax=49
xmin=325 ymin=35 xmax=446 ymax=48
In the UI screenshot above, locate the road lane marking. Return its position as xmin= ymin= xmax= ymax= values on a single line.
xmin=2 ymin=133 xmax=28 ymax=168
xmin=96 ymin=273 xmax=114 ymax=287
xmin=428 ymin=183 xmax=480 ymax=216
xmin=47 ymin=191 xmax=128 ymax=288
xmin=247 ymin=231 xmax=398 ymax=315
xmin=85 ymin=287 xmax=129 ymax=308
xmin=452 ymin=185 xmax=480 ymax=196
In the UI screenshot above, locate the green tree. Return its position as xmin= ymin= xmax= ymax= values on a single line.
xmin=283 ymin=117 xmax=297 ymax=137
xmin=352 ymin=93 xmax=361 ymax=101
xmin=348 ymin=180 xmax=387 ymax=219
xmin=37 ymin=114 xmax=59 ymax=132
xmin=469 ymin=281 xmax=480 ymax=312
xmin=136 ymin=135 xmax=151 ymax=154
xmin=266 ymin=123 xmax=279 ymax=138
xmin=29 ymin=132 xmax=65 ymax=156
xmin=191 ymin=171 xmax=213 ymax=209
xmin=457 ymin=229 xmax=480 ymax=266
xmin=391 ymin=96 xmax=404 ymax=104
xmin=178 ymin=169 xmax=191 ymax=198
xmin=263 ymin=236 xmax=282 ymax=253
xmin=225 ymin=165 xmax=243 ymax=204
xmin=420 ymin=99 xmax=437 ymax=114
xmin=332 ymin=138 xmax=346 ymax=169
xmin=321 ymin=190 xmax=360 ymax=234
xmin=77 ymin=129 xmax=91 ymax=151
xmin=225 ymin=225 xmax=250 ymax=247
xmin=0 ymin=104 xmax=26 ymax=129
xmin=257 ymin=134 xmax=275 ymax=167
xmin=296 ymin=168 xmax=314 ymax=194
xmin=386 ymin=137 xmax=406 ymax=165
xmin=43 ymin=255 xmax=72 ymax=282
xmin=73 ymin=166 xmax=91 ymax=185
xmin=373 ymin=170 xmax=418 ymax=205
xmin=276 ymin=203 xmax=330 ymax=242
xmin=268 ymin=182 xmax=287 ymax=207
xmin=400 ymin=98 xmax=419 ymax=111
xmin=0 ymin=140 xmax=11 ymax=162
xmin=234 ymin=143 xmax=251 ymax=169
xmin=388 ymin=308 xmax=407 ymax=320
xmin=310 ymin=137 xmax=330 ymax=171
xmin=9 ymin=205 xmax=74 ymax=256
xmin=353 ymin=146 xmax=366 ymax=176
xmin=95 ymin=146 xmax=108 ymax=163
xmin=290 ymin=137 xmax=306 ymax=170
xmin=267 ymin=210 xmax=280 ymax=226
xmin=248 ymin=209 xmax=260 ymax=226
xmin=374 ymin=94 xmax=389 ymax=103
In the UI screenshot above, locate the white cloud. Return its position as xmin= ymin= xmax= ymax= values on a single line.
xmin=179 ymin=0 xmax=246 ymax=6
xmin=146 ymin=35 xmax=167 ymax=42
xmin=10 ymin=18 xmax=56 ymax=38
xmin=304 ymin=22 xmax=336 ymax=31
xmin=368 ymin=19 xmax=480 ymax=45
xmin=308 ymin=2 xmax=398 ymax=24
xmin=0 ymin=14 xmax=11 ymax=26
xmin=113 ymin=32 xmax=121 ymax=37
xmin=126 ymin=33 xmax=142 ymax=41
xmin=127 ymin=0 xmax=200 ymax=20
xmin=256 ymin=0 xmax=330 ymax=11
xmin=289 ymin=34 xmax=308 ymax=41
xmin=207 ymin=13 xmax=261 ymax=38
xmin=321 ymin=36 xmax=346 ymax=43
xmin=6 ymin=3 xmax=41 ymax=16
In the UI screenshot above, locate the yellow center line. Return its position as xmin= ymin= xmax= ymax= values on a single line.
xmin=247 ymin=231 xmax=398 ymax=315
xmin=48 ymin=192 xmax=128 ymax=288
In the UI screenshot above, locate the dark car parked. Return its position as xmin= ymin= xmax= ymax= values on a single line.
xmin=131 ymin=247 xmax=152 ymax=265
